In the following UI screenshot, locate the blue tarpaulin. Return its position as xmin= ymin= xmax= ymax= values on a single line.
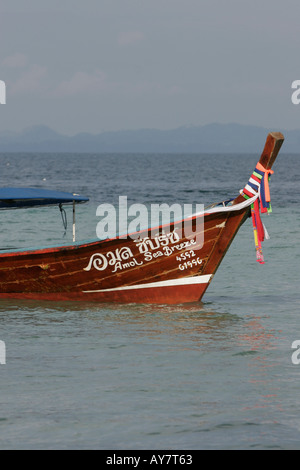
xmin=0 ymin=187 xmax=89 ymax=209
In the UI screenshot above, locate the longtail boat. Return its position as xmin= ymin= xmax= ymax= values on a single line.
xmin=0 ymin=132 xmax=284 ymax=304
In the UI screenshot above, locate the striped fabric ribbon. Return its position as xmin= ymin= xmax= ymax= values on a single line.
xmin=242 ymin=163 xmax=274 ymax=264
xmin=242 ymin=162 xmax=274 ymax=213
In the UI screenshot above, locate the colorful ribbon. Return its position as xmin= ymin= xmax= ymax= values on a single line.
xmin=250 ymin=199 xmax=265 ymax=264
xmin=254 ymin=162 xmax=274 ymax=213
xmin=242 ymin=163 xmax=274 ymax=263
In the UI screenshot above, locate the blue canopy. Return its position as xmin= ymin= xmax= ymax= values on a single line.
xmin=0 ymin=187 xmax=89 ymax=209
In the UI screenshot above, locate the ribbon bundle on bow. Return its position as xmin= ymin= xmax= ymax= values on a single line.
xmin=253 ymin=162 xmax=274 ymax=213
xmin=242 ymin=163 xmax=274 ymax=264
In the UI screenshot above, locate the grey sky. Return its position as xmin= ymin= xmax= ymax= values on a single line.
xmin=0 ymin=0 xmax=300 ymax=135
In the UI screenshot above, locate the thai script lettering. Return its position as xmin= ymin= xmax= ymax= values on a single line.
xmin=83 ymin=230 xmax=200 ymax=274
xmin=135 ymin=232 xmax=197 ymax=261
xmin=83 ymin=247 xmax=135 ymax=272
xmin=134 ymin=230 xmax=180 ymax=254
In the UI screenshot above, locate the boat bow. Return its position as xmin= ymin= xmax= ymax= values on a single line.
xmin=0 ymin=132 xmax=285 ymax=304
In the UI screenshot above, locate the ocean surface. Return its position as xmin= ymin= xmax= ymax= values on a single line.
xmin=0 ymin=151 xmax=299 ymax=450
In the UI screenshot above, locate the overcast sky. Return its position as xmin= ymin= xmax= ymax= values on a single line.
xmin=0 ymin=0 xmax=300 ymax=135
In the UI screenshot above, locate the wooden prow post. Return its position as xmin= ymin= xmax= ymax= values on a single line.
xmin=259 ymin=132 xmax=284 ymax=170
xmin=234 ymin=132 xmax=284 ymax=205
xmin=207 ymin=131 xmax=285 ymax=275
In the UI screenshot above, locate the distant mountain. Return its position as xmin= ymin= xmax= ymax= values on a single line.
xmin=0 ymin=123 xmax=297 ymax=153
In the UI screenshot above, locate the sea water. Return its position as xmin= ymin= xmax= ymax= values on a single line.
xmin=0 ymin=152 xmax=299 ymax=450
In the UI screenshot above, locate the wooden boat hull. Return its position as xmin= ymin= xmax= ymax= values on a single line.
xmin=0 ymin=208 xmax=249 ymax=304
xmin=0 ymin=132 xmax=284 ymax=304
